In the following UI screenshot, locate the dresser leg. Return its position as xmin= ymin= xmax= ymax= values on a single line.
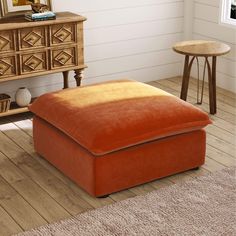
xmin=62 ymin=71 xmax=69 ymax=89
xmin=74 ymin=69 xmax=83 ymax=86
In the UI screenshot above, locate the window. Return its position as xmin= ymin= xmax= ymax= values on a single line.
xmin=232 ymin=0 xmax=236 ymax=19
xmin=220 ymin=0 xmax=236 ymax=28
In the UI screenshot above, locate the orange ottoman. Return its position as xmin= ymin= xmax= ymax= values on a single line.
xmin=29 ymin=80 xmax=211 ymax=197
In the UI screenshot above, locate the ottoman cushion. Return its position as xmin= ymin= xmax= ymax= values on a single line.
xmin=30 ymin=80 xmax=211 ymax=155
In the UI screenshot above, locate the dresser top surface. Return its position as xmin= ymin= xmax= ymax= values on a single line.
xmin=0 ymin=12 xmax=86 ymax=30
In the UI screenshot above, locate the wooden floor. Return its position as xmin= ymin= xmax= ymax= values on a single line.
xmin=0 ymin=77 xmax=235 ymax=235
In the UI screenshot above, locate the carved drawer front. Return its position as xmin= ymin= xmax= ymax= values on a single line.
xmin=0 ymin=31 xmax=15 ymax=53
xmin=50 ymin=23 xmax=76 ymax=45
xmin=20 ymin=51 xmax=47 ymax=74
xmin=19 ymin=27 xmax=47 ymax=50
xmin=0 ymin=56 xmax=17 ymax=79
xmin=51 ymin=47 xmax=77 ymax=69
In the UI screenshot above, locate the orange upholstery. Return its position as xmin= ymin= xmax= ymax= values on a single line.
xmin=33 ymin=116 xmax=206 ymax=197
xmin=30 ymin=80 xmax=211 ymax=197
xmin=30 ymin=80 xmax=211 ymax=155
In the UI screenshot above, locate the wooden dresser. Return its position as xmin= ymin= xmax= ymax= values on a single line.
xmin=0 ymin=12 xmax=86 ymax=117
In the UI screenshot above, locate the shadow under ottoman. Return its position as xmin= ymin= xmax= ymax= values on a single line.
xmin=30 ymin=80 xmax=211 ymax=197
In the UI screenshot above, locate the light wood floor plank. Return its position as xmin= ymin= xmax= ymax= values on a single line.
xmin=149 ymin=178 xmax=173 ymax=190
xmin=0 ymin=122 xmax=113 ymax=213
xmin=0 ymin=122 xmax=94 ymax=213
xmin=2 ymin=114 xmax=33 ymax=137
xmin=1 ymin=119 xmax=117 ymax=209
xmin=209 ymin=115 xmax=236 ymax=135
xmin=185 ymin=167 xmax=210 ymax=178
xmin=2 ymin=118 xmax=116 ymax=208
xmin=206 ymin=145 xmax=236 ymax=170
xmin=0 ymin=132 xmax=72 ymax=222
xmin=203 ymin=157 xmax=226 ymax=172
xmin=165 ymin=172 xmax=194 ymax=184
xmin=0 ymin=205 xmax=23 ymax=236
xmin=13 ymin=178 xmax=71 ymax=222
xmin=205 ymin=125 xmax=236 ymax=146
xmin=129 ymin=183 xmax=156 ymax=195
xmin=207 ymin=133 xmax=236 ymax=158
xmin=110 ymin=190 xmax=136 ymax=202
xmin=0 ymin=175 xmax=47 ymax=231
xmin=13 ymin=119 xmax=33 ymax=137
xmin=61 ymin=182 xmax=115 ymax=209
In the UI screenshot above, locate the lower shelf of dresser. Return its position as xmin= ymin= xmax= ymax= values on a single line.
xmin=0 ymin=107 xmax=29 ymax=117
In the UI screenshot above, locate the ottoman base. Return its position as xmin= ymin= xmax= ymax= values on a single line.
xmin=33 ymin=116 xmax=206 ymax=197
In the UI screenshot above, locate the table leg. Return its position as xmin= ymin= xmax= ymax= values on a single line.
xmin=206 ymin=57 xmax=216 ymax=115
xmin=74 ymin=69 xmax=84 ymax=86
xmin=62 ymin=71 xmax=69 ymax=89
xmin=180 ymin=55 xmax=195 ymax=101
xmin=212 ymin=56 xmax=217 ymax=114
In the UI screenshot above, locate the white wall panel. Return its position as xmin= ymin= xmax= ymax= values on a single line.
xmin=194 ymin=19 xmax=236 ymax=44
xmin=193 ymin=0 xmax=236 ymax=92
xmin=194 ymin=0 xmax=219 ymax=7
xmin=85 ymin=18 xmax=183 ymax=46
xmin=53 ymin=0 xmax=183 ymax=13
xmin=83 ymin=2 xmax=184 ymax=29
xmin=84 ymin=62 xmax=183 ymax=85
xmin=85 ymin=33 xmax=182 ymax=62
xmin=194 ymin=3 xmax=219 ymax=23
xmin=85 ymin=50 xmax=181 ymax=78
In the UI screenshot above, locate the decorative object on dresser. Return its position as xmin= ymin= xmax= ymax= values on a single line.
xmin=0 ymin=0 xmax=52 ymax=17
xmin=0 ymin=93 xmax=11 ymax=113
xmin=29 ymin=0 xmax=50 ymax=13
xmin=25 ymin=11 xmax=56 ymax=21
xmin=0 ymin=12 xmax=87 ymax=117
xmin=15 ymin=87 xmax=32 ymax=107
xmin=25 ymin=0 xmax=56 ymax=22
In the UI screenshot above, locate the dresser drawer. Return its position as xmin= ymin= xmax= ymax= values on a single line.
xmin=20 ymin=51 xmax=48 ymax=74
xmin=50 ymin=23 xmax=76 ymax=45
xmin=51 ymin=47 xmax=77 ymax=69
xmin=0 ymin=31 xmax=15 ymax=53
xmin=0 ymin=55 xmax=17 ymax=79
xmin=18 ymin=27 xmax=47 ymax=50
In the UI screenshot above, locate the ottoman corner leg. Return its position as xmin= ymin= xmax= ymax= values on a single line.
xmin=98 ymin=194 xmax=110 ymax=198
xmin=192 ymin=167 xmax=200 ymax=170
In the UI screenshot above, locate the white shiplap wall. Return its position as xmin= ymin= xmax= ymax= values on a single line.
xmin=192 ymin=0 xmax=236 ymax=92
xmin=0 ymin=0 xmax=184 ymax=99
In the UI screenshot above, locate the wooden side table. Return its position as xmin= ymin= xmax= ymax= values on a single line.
xmin=173 ymin=40 xmax=230 ymax=114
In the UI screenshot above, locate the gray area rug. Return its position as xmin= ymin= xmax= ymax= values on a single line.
xmin=17 ymin=167 xmax=236 ymax=236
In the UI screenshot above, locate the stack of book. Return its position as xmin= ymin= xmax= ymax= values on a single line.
xmin=25 ymin=11 xmax=56 ymax=21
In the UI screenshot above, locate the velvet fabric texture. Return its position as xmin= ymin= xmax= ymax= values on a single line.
xmin=29 ymin=80 xmax=211 ymax=155
xmin=33 ymin=116 xmax=206 ymax=197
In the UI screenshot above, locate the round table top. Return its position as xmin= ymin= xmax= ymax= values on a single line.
xmin=173 ymin=40 xmax=231 ymax=57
